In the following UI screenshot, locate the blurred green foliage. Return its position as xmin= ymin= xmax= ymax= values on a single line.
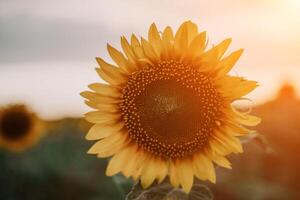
xmin=1 ymin=84 xmax=300 ymax=200
xmin=0 ymin=118 xmax=131 ymax=200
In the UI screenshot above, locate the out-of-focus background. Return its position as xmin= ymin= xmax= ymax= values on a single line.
xmin=0 ymin=0 xmax=300 ymax=199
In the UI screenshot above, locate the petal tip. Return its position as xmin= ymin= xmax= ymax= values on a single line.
xmin=80 ymin=91 xmax=90 ymax=98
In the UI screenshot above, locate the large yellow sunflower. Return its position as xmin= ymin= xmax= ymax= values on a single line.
xmin=0 ymin=105 xmax=44 ymax=152
xmin=81 ymin=21 xmax=260 ymax=193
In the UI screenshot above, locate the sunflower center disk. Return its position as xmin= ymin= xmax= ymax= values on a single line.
xmin=0 ymin=111 xmax=32 ymax=140
xmin=121 ymin=60 xmax=222 ymax=159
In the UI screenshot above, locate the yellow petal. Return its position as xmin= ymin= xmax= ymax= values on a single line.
xmin=120 ymin=36 xmax=139 ymax=72
xmin=215 ymin=38 xmax=232 ymax=59
xmin=218 ymin=76 xmax=258 ymax=99
xmin=236 ymin=114 xmax=261 ymax=127
xmin=85 ymin=111 xmax=120 ymax=124
xmin=84 ymin=100 xmax=119 ymax=112
xmin=81 ymin=91 xmax=120 ymax=104
xmin=209 ymin=139 xmax=229 ymax=156
xmin=121 ymin=145 xmax=140 ymax=178
xmin=188 ymin=31 xmax=207 ymax=57
xmin=148 ymin=23 xmax=163 ymax=57
xmin=88 ymin=131 xmax=127 ymax=155
xmin=161 ymin=26 xmax=174 ymax=58
xmin=121 ymin=36 xmax=136 ymax=61
xmin=156 ymin=159 xmax=168 ymax=183
xmin=132 ymin=166 xmax=143 ymax=181
xmin=131 ymin=34 xmax=140 ymax=47
xmin=95 ymin=57 xmax=127 ymax=85
xmin=174 ymin=22 xmax=189 ymax=52
xmin=92 ymin=103 xmax=119 ymax=112
xmin=224 ymin=121 xmax=252 ymax=136
xmin=213 ymin=131 xmax=243 ymax=153
xmin=140 ymin=156 xmax=159 ymax=188
xmin=106 ymin=144 xmax=132 ymax=176
xmin=96 ymin=57 xmax=124 ymax=75
xmin=84 ymin=100 xmax=99 ymax=109
xmin=162 ymin=26 xmax=174 ymax=45
xmin=80 ymin=91 xmax=120 ymax=103
xmin=132 ymin=46 xmax=145 ymax=60
xmin=216 ymin=49 xmax=243 ymax=76
xmin=88 ymin=83 xmax=121 ymax=98
xmin=80 ymin=91 xmax=98 ymax=100
xmin=174 ymin=21 xmax=198 ymax=52
xmin=169 ymin=161 xmax=180 ymax=188
xmin=198 ymin=38 xmax=232 ymax=70
xmin=229 ymin=107 xmax=261 ymax=126
xmin=194 ymin=154 xmax=216 ymax=183
xmin=97 ymin=139 xmax=129 ymax=158
xmin=186 ymin=21 xmax=198 ymax=45
xmin=86 ymin=122 xmax=124 ymax=140
xmin=130 ymin=34 xmax=144 ymax=58
xmin=131 ymin=150 xmax=150 ymax=181
xmin=95 ymin=68 xmax=119 ymax=86
xmin=196 ymin=45 xmax=219 ymax=71
xmin=131 ymin=36 xmax=145 ymax=59
xmin=141 ymin=37 xmax=157 ymax=61
xmin=204 ymin=159 xmax=216 ymax=183
xmin=193 ymin=155 xmax=207 ymax=181
xmin=176 ymin=159 xmax=194 ymax=193
xmin=107 ymin=44 xmax=131 ymax=73
xmin=212 ymin=154 xmax=232 ymax=169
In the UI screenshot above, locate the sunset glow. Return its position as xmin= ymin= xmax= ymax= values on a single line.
xmin=0 ymin=0 xmax=299 ymax=119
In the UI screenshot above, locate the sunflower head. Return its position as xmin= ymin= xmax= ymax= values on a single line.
xmin=0 ymin=105 xmax=44 ymax=152
xmin=81 ymin=21 xmax=261 ymax=193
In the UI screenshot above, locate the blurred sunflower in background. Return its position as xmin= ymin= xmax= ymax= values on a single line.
xmin=0 ymin=105 xmax=44 ymax=152
xmin=81 ymin=21 xmax=261 ymax=193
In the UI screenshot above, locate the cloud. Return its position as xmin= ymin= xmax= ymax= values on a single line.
xmin=0 ymin=15 xmax=119 ymax=63
xmin=1 ymin=0 xmax=299 ymax=66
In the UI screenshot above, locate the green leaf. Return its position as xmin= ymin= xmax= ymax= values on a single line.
xmin=112 ymin=174 xmax=133 ymax=198
xmin=126 ymin=179 xmax=213 ymax=200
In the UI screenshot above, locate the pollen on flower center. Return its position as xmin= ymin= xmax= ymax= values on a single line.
xmin=0 ymin=111 xmax=32 ymax=140
xmin=120 ymin=60 xmax=223 ymax=159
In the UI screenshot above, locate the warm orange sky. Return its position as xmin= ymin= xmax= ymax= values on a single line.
xmin=0 ymin=0 xmax=299 ymax=119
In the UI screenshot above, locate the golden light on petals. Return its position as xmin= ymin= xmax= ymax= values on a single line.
xmin=81 ymin=20 xmax=260 ymax=193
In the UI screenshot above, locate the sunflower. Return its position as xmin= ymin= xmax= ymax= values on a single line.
xmin=81 ymin=21 xmax=260 ymax=193
xmin=0 ymin=105 xmax=44 ymax=152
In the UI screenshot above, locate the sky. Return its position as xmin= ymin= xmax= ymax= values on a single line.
xmin=0 ymin=0 xmax=300 ymax=119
